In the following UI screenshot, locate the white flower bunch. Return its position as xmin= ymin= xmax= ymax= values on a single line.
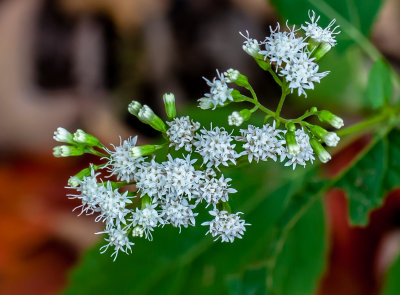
xmin=53 ymin=10 xmax=344 ymax=260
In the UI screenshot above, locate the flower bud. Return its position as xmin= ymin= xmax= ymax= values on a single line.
xmin=285 ymin=131 xmax=300 ymax=156
xmin=163 ymin=93 xmax=176 ymax=119
xmin=138 ymin=105 xmax=166 ymax=132
xmin=228 ymin=111 xmax=244 ymax=127
xmin=324 ymin=132 xmax=340 ymax=147
xmin=224 ymin=69 xmax=240 ymax=83
xmin=68 ymin=176 xmax=80 ymax=187
xmin=310 ymin=138 xmax=331 ymax=163
xmin=73 ymin=129 xmax=101 ymax=147
xmin=309 ymin=125 xmax=340 ymax=147
xmin=198 ymin=98 xmax=213 ymax=110
xmin=130 ymin=144 xmax=163 ymax=159
xmin=242 ymin=39 xmax=261 ymax=58
xmin=313 ymin=42 xmax=332 ymax=61
xmin=287 ymin=122 xmax=296 ymax=132
xmin=128 ymin=100 xmax=142 ymax=116
xmin=318 ymin=110 xmax=344 ymax=129
xmin=53 ymin=127 xmax=74 ymax=144
xmin=53 ymin=145 xmax=85 ymax=157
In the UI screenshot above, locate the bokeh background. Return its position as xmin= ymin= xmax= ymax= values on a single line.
xmin=1 ymin=0 xmax=400 ymax=294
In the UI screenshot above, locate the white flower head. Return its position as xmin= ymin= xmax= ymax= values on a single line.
xmin=166 ymin=116 xmax=201 ymax=152
xmin=130 ymin=203 xmax=163 ymax=240
xmin=228 ymin=111 xmax=244 ymax=127
xmin=95 ymin=181 xmax=133 ymax=226
xmin=97 ymin=226 xmax=134 ymax=261
xmin=237 ymin=123 xmax=286 ymax=163
xmin=199 ymin=70 xmax=234 ymax=110
xmin=161 ymin=198 xmax=198 ymax=231
xmin=198 ymin=175 xmax=237 ymax=207
xmin=163 ymin=154 xmax=203 ymax=200
xmin=282 ymin=129 xmax=315 ymax=169
xmin=202 ymin=209 xmax=249 ymax=243
xmin=239 ymin=30 xmax=261 ymax=57
xmin=260 ymin=23 xmax=307 ymax=67
xmin=194 ymin=125 xmax=240 ymax=169
xmin=106 ymin=137 xmax=143 ymax=182
xmin=134 ymin=159 xmax=166 ymax=199
xmin=67 ymin=167 xmax=105 ymax=215
xmin=302 ymin=10 xmax=340 ymax=47
xmin=279 ymin=51 xmax=329 ymax=97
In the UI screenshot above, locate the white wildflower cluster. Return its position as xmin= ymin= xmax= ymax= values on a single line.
xmin=55 ymin=10 xmax=343 ymax=261
xmin=242 ymin=11 xmax=339 ymax=97
xmin=166 ymin=116 xmax=200 ymax=152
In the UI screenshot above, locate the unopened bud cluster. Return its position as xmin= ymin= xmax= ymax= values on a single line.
xmin=53 ymin=10 xmax=343 ymax=260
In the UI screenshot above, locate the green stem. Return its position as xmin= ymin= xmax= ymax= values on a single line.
xmin=337 ymin=109 xmax=395 ymax=137
xmin=292 ymin=111 xmax=315 ymax=123
xmin=88 ymin=148 xmax=108 ymax=158
xmin=247 ymin=84 xmax=259 ymax=103
xmin=275 ymin=89 xmax=288 ymax=120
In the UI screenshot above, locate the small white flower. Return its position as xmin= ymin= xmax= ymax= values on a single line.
xmin=224 ymin=68 xmax=240 ymax=83
xmin=302 ymin=10 xmax=340 ymax=47
xmin=166 ymin=116 xmax=201 ymax=152
xmin=324 ymin=132 xmax=340 ymax=147
xmin=198 ymin=175 xmax=237 ymax=207
xmin=132 ymin=226 xmax=144 ymax=238
xmin=67 ymin=167 xmax=105 ymax=215
xmin=260 ymin=23 xmax=307 ymax=67
xmin=199 ymin=70 xmax=234 ymax=110
xmin=97 ymin=226 xmax=134 ymax=261
xmin=279 ymin=51 xmax=329 ymax=97
xmin=161 ymin=198 xmax=198 ymax=231
xmin=130 ymin=203 xmax=163 ymax=240
xmin=134 ymin=159 xmax=166 ymax=199
xmin=228 ymin=111 xmax=244 ymax=127
xmin=194 ymin=126 xmax=240 ymax=169
xmin=237 ymin=123 xmax=285 ymax=163
xmin=95 ymin=182 xmax=133 ymax=226
xmin=202 ymin=209 xmax=249 ymax=243
xmin=163 ymin=154 xmax=202 ymax=200
xmin=105 ymin=137 xmax=143 ymax=182
xmin=282 ymin=129 xmax=315 ymax=169
xmin=239 ymin=30 xmax=261 ymax=57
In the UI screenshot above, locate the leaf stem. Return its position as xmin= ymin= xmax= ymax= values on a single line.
xmin=337 ymin=107 xmax=399 ymax=137
xmin=275 ymin=87 xmax=288 ymax=120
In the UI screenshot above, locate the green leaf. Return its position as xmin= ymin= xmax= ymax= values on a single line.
xmin=336 ymin=128 xmax=400 ymax=225
xmin=380 ymin=252 xmax=400 ymax=295
xmin=227 ymin=267 xmax=269 ymax=295
xmin=366 ymin=60 xmax=393 ymax=109
xmin=336 ymin=136 xmax=387 ymax=225
xmin=269 ymin=0 xmax=384 ymax=51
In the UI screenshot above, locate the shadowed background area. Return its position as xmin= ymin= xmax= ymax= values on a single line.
xmin=0 ymin=0 xmax=400 ymax=294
